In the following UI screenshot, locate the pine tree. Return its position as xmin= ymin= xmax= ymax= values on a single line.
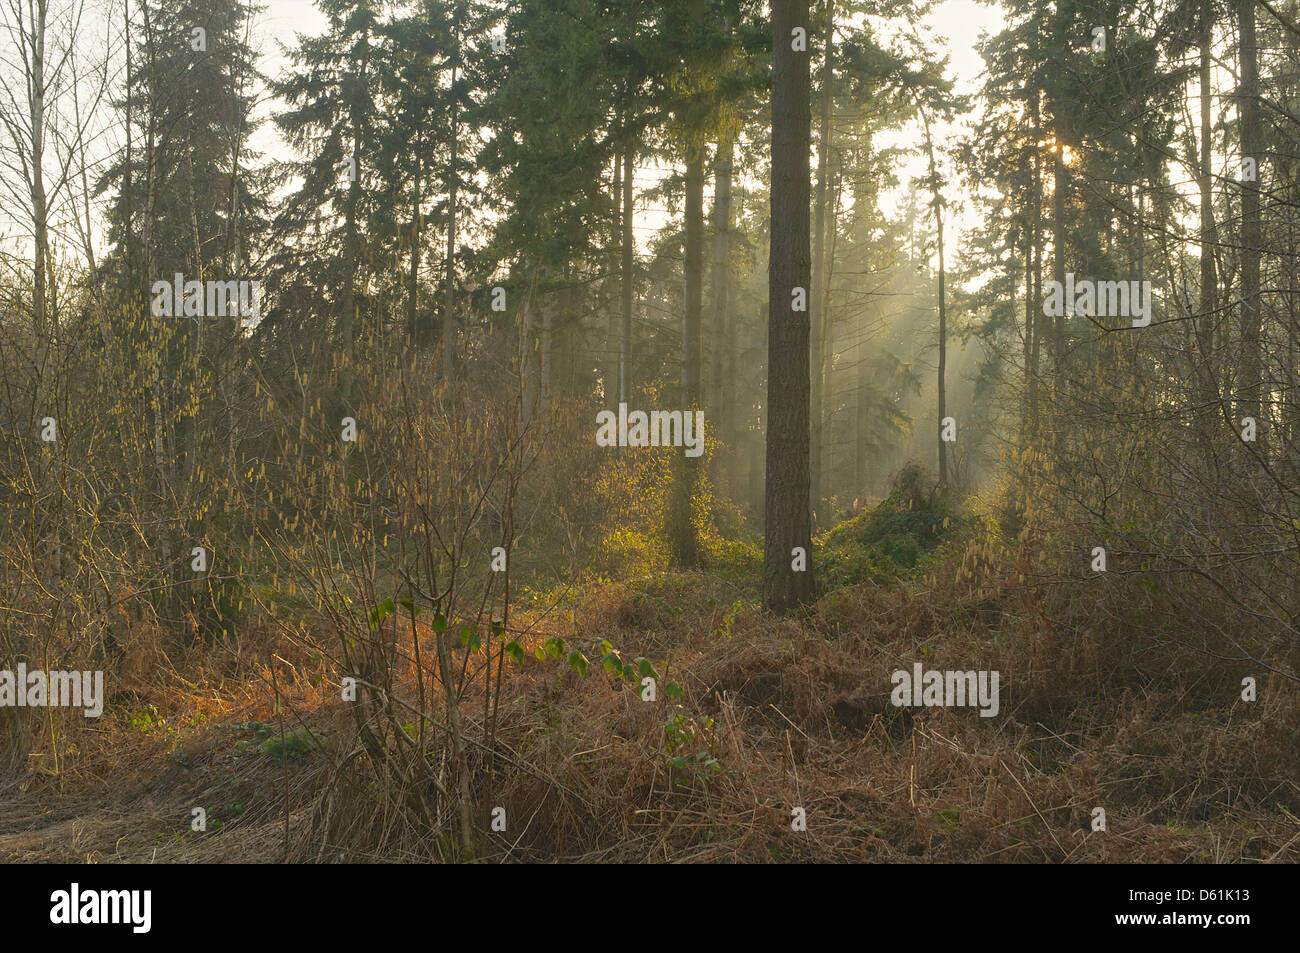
xmin=763 ymin=0 xmax=813 ymax=613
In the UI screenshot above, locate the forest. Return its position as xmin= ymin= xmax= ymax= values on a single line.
xmin=0 ymin=0 xmax=1296 ymax=866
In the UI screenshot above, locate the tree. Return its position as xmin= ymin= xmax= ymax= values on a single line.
xmin=375 ymin=0 xmax=454 ymax=344
xmin=441 ymin=0 xmax=464 ymax=375
xmin=809 ymin=0 xmax=833 ymax=526
xmin=763 ymin=0 xmax=813 ymax=613
xmin=664 ymin=0 xmax=713 ymax=569
xmin=481 ymin=0 xmax=644 ymax=410
xmin=269 ymin=0 xmax=382 ymax=379
xmin=1238 ymin=0 xmax=1262 ymax=443
xmin=918 ymin=104 xmax=949 ymax=487
xmin=906 ymin=63 xmax=962 ymax=489
xmin=0 ymin=0 xmax=57 ymax=340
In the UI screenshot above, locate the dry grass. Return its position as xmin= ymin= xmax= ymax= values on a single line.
xmin=3 ymin=538 xmax=1295 ymax=864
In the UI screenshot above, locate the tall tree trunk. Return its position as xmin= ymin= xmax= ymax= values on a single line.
xmin=1238 ymin=0 xmax=1263 ymax=445
xmin=711 ymin=130 xmax=734 ymax=486
xmin=920 ymin=109 xmax=948 ymax=488
xmin=1049 ymin=4 xmax=1067 ymax=373
xmin=1025 ymin=84 xmax=1041 ymax=442
xmin=621 ymin=144 xmax=634 ymax=404
xmin=935 ymin=220 xmax=948 ymax=487
xmin=30 ymin=0 xmax=48 ymax=342
xmin=821 ymin=159 xmax=842 ymax=504
xmin=820 ymin=157 xmax=844 ymax=506
xmin=671 ymin=0 xmax=706 ymax=570
xmin=810 ymin=0 xmax=834 ymax=528
xmin=519 ymin=267 xmax=538 ymax=421
xmin=1052 ymin=138 xmax=1067 ymax=371
xmin=122 ymin=1 xmax=133 ymax=297
xmin=341 ymin=51 xmax=365 ymax=398
xmin=763 ymin=0 xmax=813 ymax=614
xmin=139 ymin=0 xmax=173 ymax=621
xmin=609 ymin=147 xmax=621 ymax=395
xmin=539 ymin=287 xmax=552 ymax=410
xmin=1197 ymin=2 xmax=1220 ymax=450
xmin=442 ymin=1 xmax=462 ymax=377
xmin=407 ymin=150 xmax=423 ymax=339
xmin=1281 ymin=9 xmax=1300 ymax=478
xmin=855 ymin=325 xmax=869 ymax=495
xmin=683 ymin=160 xmax=704 ymax=406
xmin=671 ymin=142 xmax=704 ymax=568
xmin=1023 ymin=215 xmax=1035 ymax=436
xmin=556 ymin=277 xmax=573 ymax=397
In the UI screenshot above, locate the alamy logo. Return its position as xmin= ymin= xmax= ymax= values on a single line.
xmin=0 ymin=665 xmax=104 ymax=717
xmin=890 ymin=663 xmax=1000 ymax=717
xmin=50 ymin=884 xmax=151 ymax=933
xmin=1043 ymin=273 xmax=1153 ymax=327
xmin=151 ymin=273 xmax=262 ymax=326
xmin=595 ymin=403 xmax=705 ymax=458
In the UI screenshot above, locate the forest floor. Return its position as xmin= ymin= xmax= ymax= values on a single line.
xmin=2 ymin=488 xmax=1297 ymax=863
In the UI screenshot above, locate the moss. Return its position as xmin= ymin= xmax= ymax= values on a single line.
xmin=262 ymin=728 xmax=322 ymax=764
xmin=816 ymin=462 xmax=966 ymax=588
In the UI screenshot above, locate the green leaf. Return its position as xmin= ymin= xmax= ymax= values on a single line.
xmin=636 ymin=657 xmax=654 ymax=678
xmin=568 ymin=650 xmax=589 ymax=677
xmin=665 ymin=682 xmax=683 ymax=701
xmin=368 ymin=598 xmax=395 ymax=631
xmin=432 ymin=613 xmax=448 ymax=634
xmin=398 ymin=598 xmax=422 ymax=616
xmin=504 ymin=641 xmax=524 ymax=664
xmin=602 ymin=653 xmax=621 ymax=675
xmin=490 ymin=618 xmax=505 ymax=637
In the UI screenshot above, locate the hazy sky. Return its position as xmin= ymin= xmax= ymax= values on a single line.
xmin=0 ymin=0 xmax=1003 ymax=267
xmin=246 ymin=0 xmax=327 ymax=158
xmin=878 ymin=0 xmax=1005 ymax=256
xmin=247 ymin=0 xmax=1004 ymax=259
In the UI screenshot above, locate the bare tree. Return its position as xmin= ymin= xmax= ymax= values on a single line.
xmin=0 ymin=0 xmax=89 ymax=341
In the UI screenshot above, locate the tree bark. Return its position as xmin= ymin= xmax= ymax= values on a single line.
xmin=670 ymin=143 xmax=704 ymax=569
xmin=340 ymin=44 xmax=366 ymax=399
xmin=1031 ymin=178 xmax=1041 ymax=423
xmin=763 ymin=0 xmax=813 ymax=614
xmin=1238 ymin=0 xmax=1263 ymax=445
xmin=1196 ymin=1 xmax=1220 ymax=451
xmin=408 ymin=149 xmax=423 ymax=339
xmin=711 ymin=130 xmax=733 ymax=467
xmin=621 ymin=144 xmax=634 ymax=404
xmin=920 ymin=109 xmax=948 ymax=488
xmin=1052 ymin=138 xmax=1067 ymax=371
xmin=609 ymin=147 xmax=621 ymax=394
xmin=1025 ymin=84 xmax=1041 ymax=441
xmin=29 ymin=0 xmax=48 ymax=341
xmin=684 ymin=150 xmax=704 ymax=408
xmin=810 ymin=0 xmax=834 ymax=527
xmin=442 ymin=1 xmax=462 ymax=377
xmin=671 ymin=0 xmax=706 ymax=570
